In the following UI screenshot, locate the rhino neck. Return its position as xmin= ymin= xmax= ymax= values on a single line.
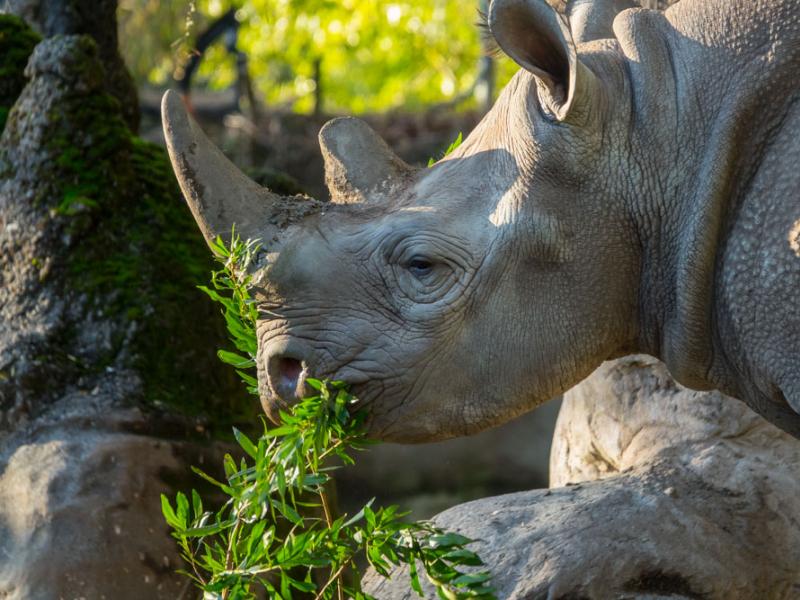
xmin=621 ymin=0 xmax=800 ymax=417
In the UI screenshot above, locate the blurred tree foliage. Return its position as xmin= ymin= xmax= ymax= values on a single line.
xmin=118 ymin=0 xmax=516 ymax=113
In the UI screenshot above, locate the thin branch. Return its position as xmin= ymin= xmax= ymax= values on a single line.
xmin=318 ymin=487 xmax=345 ymax=600
xmin=220 ymin=517 xmax=244 ymax=600
xmin=314 ymin=562 xmax=348 ymax=600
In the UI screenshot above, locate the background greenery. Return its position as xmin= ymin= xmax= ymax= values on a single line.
xmin=118 ymin=0 xmax=517 ymax=114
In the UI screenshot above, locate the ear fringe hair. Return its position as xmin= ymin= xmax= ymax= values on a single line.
xmin=476 ymin=9 xmax=503 ymax=57
xmin=478 ymin=1 xmax=572 ymax=58
xmin=477 ymin=1 xmax=568 ymax=58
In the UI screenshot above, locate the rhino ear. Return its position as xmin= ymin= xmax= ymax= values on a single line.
xmin=319 ymin=117 xmax=414 ymax=203
xmin=489 ymin=0 xmax=598 ymax=121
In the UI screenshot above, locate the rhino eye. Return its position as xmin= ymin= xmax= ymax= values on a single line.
xmin=407 ymin=256 xmax=434 ymax=277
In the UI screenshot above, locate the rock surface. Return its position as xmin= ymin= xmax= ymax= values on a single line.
xmin=363 ymin=356 xmax=800 ymax=598
xmin=0 ymin=397 xmax=212 ymax=599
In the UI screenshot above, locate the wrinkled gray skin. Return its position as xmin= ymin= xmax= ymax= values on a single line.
xmin=163 ymin=0 xmax=800 ymax=442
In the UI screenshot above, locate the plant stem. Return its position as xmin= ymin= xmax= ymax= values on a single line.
xmin=318 ymin=440 xmax=343 ymax=461
xmin=220 ymin=517 xmax=243 ymax=600
xmin=314 ymin=562 xmax=348 ymax=600
xmin=318 ymin=486 xmax=345 ymax=600
xmin=183 ymin=538 xmax=207 ymax=586
xmin=319 ymin=488 xmax=335 ymax=528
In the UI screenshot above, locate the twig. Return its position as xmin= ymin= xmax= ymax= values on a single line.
xmin=314 ymin=562 xmax=348 ymax=600
xmin=318 ymin=487 xmax=345 ymax=600
xmin=220 ymin=517 xmax=243 ymax=600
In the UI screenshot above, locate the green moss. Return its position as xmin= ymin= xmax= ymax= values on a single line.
xmin=0 ymin=32 xmax=254 ymax=432
xmin=0 ymin=15 xmax=40 ymax=132
xmin=60 ymin=132 xmax=257 ymax=428
xmin=47 ymin=92 xmax=131 ymax=211
xmin=125 ymin=139 xmax=257 ymax=428
xmin=38 ymin=58 xmax=255 ymax=429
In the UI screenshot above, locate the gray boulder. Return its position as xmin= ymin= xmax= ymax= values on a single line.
xmin=0 ymin=398 xmax=191 ymax=598
xmin=364 ymin=356 xmax=800 ymax=598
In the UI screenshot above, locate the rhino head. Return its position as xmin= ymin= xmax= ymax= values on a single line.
xmin=163 ymin=0 xmax=643 ymax=442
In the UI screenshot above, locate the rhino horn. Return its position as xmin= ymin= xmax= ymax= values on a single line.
xmin=566 ymin=0 xmax=636 ymax=43
xmin=161 ymin=90 xmax=319 ymax=248
xmin=319 ymin=117 xmax=414 ymax=204
xmin=489 ymin=0 xmax=601 ymax=122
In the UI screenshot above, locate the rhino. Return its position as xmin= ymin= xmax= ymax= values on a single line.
xmin=162 ymin=0 xmax=800 ymax=442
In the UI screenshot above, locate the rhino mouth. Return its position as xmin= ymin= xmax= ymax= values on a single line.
xmin=258 ymin=330 xmax=377 ymax=424
xmin=261 ymin=350 xmax=366 ymax=419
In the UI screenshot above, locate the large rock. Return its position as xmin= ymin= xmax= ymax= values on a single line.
xmin=363 ymin=356 xmax=800 ymax=598
xmin=0 ymin=395 xmax=204 ymax=598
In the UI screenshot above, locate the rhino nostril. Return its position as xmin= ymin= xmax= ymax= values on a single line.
xmin=278 ymin=357 xmax=303 ymax=388
xmin=267 ymin=354 xmax=307 ymax=404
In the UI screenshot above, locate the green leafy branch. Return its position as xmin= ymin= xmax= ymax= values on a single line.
xmin=197 ymin=233 xmax=261 ymax=394
xmin=163 ymin=230 xmax=496 ymax=599
xmin=428 ymin=131 xmax=463 ymax=167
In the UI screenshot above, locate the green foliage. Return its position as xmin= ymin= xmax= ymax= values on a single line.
xmin=165 ymin=234 xmax=497 ymax=599
xmin=428 ymin=131 xmax=463 ymax=167
xmin=198 ymin=233 xmax=262 ymax=394
xmin=119 ymin=0 xmax=519 ymax=114
xmin=118 ymin=1 xmax=199 ymax=87
xmin=0 ymin=15 xmax=41 ymax=132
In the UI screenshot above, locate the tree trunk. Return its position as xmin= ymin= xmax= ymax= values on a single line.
xmin=0 ymin=8 xmax=252 ymax=598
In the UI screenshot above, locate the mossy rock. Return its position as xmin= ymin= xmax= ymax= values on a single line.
xmin=124 ymin=139 xmax=259 ymax=427
xmin=0 ymin=14 xmax=40 ymax=132
xmin=2 ymin=34 xmax=256 ymax=432
xmin=59 ymin=124 xmax=258 ymax=429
